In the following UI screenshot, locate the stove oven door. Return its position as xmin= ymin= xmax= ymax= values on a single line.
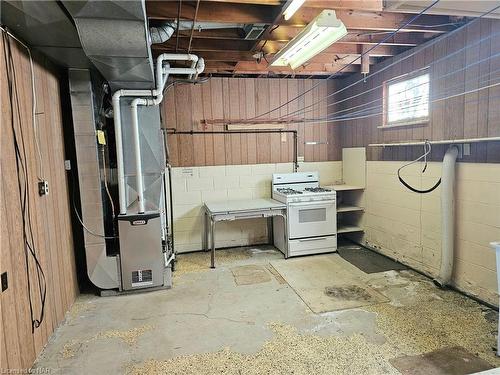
xmin=287 ymin=199 xmax=336 ymax=239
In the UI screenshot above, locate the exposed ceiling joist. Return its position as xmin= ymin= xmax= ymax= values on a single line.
xmin=285 ymin=9 xmax=453 ymax=33
xmin=260 ymin=42 xmax=399 ymax=56
xmin=146 ymin=0 xmax=281 ymax=23
xmin=234 ymin=61 xmax=359 ymax=74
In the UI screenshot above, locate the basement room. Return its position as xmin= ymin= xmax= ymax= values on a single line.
xmin=2 ymin=0 xmax=500 ymax=374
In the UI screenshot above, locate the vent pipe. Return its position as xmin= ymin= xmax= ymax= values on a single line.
xmin=434 ymin=145 xmax=459 ymax=287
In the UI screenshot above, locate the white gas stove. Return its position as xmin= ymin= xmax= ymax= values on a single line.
xmin=272 ymin=172 xmax=337 ymax=258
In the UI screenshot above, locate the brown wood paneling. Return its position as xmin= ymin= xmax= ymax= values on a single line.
xmin=1 ymin=34 xmax=78 ymax=370
xmin=338 ymin=18 xmax=500 ymax=163
xmin=162 ymin=77 xmax=339 ymax=167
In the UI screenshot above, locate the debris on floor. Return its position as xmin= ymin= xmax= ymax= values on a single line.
xmin=33 ymin=250 xmax=500 ymax=375
xmin=390 ymin=346 xmax=493 ymax=375
xmin=127 ymin=323 xmax=401 ymax=375
xmin=174 ymin=248 xmax=253 ymax=277
xmin=366 ymin=278 xmax=500 ymax=365
xmin=60 ymin=324 xmax=154 ymax=359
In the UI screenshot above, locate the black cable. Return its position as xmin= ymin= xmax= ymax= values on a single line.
xmin=397 ymin=141 xmax=441 ymax=194
xmin=3 ymin=31 xmax=47 ymax=332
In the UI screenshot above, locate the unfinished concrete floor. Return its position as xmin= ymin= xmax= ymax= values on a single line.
xmin=34 ymin=245 xmax=500 ymax=374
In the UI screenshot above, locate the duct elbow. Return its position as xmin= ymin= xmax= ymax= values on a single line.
xmin=150 ymin=22 xmax=176 ymax=44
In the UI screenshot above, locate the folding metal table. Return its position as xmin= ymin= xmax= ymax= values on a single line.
xmin=203 ymin=198 xmax=287 ymax=268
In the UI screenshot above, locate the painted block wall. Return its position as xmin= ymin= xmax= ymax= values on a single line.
xmin=172 ymin=161 xmax=342 ymax=253
xmin=361 ymin=161 xmax=500 ymax=306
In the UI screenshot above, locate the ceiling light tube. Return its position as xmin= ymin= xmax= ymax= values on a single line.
xmin=283 ymin=0 xmax=306 ymax=21
xmin=271 ymin=10 xmax=347 ymax=70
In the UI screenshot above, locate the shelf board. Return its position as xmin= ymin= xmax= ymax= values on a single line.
xmin=337 ymin=205 xmax=364 ymax=213
xmin=328 ymin=184 xmax=365 ymax=191
xmin=337 ymin=225 xmax=364 ymax=234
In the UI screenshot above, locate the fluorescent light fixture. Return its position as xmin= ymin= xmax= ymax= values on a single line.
xmin=271 ymin=10 xmax=347 ymax=70
xmin=283 ymin=0 xmax=306 ymax=21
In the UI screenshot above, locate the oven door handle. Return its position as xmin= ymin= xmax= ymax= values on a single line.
xmin=288 ymin=200 xmax=336 ymax=208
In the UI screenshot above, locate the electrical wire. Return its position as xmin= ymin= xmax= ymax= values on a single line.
xmin=101 ymin=146 xmax=116 ymax=220
xmin=250 ymin=0 xmax=443 ymax=120
xmin=314 ymin=69 xmax=500 ymax=124
xmin=397 ymin=141 xmax=441 ymax=194
xmin=285 ymin=26 xmax=500 ymax=120
xmin=3 ymin=31 xmax=46 ymax=332
xmin=309 ymin=76 xmax=500 ymax=124
xmin=254 ymin=3 xmax=500 ymax=122
xmin=69 ymin=169 xmax=117 ymax=240
xmin=0 ymin=26 xmax=45 ymax=182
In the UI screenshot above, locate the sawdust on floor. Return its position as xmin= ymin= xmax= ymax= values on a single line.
xmin=60 ymin=325 xmax=154 ymax=359
xmin=66 ymin=299 xmax=96 ymax=321
xmin=127 ymin=323 xmax=401 ymax=375
xmin=366 ymin=278 xmax=500 ymax=366
xmin=174 ymin=248 xmax=252 ymax=277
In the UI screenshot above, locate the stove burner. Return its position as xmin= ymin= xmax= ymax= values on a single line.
xmin=276 ymin=188 xmax=303 ymax=195
xmin=304 ymin=187 xmax=332 ymax=193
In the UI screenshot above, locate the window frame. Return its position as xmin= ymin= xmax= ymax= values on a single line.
xmin=382 ymin=68 xmax=430 ymax=128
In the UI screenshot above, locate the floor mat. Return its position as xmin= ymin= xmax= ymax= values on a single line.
xmin=270 ymin=254 xmax=389 ymax=313
xmin=390 ymin=346 xmax=493 ymax=375
xmin=230 ymin=265 xmax=271 ymax=285
xmin=338 ymin=244 xmax=407 ymax=274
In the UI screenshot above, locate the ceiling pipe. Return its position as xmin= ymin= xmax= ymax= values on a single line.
xmin=434 ymin=145 xmax=459 ymax=287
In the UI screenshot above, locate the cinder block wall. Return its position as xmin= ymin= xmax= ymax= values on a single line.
xmin=362 ymin=161 xmax=500 ymax=306
xmin=172 ymin=161 xmax=342 ymax=253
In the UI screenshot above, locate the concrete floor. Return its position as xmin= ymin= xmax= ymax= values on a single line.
xmin=33 ymin=245 xmax=500 ymax=374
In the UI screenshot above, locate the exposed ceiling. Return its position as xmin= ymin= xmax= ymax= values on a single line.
xmin=146 ymin=0 xmax=465 ymax=78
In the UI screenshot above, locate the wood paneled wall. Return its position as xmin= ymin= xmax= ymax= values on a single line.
xmin=338 ymin=18 xmax=500 ymax=162
xmin=1 ymin=36 xmax=78 ymax=370
xmin=162 ymin=77 xmax=341 ymax=167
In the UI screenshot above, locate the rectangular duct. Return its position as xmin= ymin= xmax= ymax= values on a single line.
xmin=68 ymin=69 xmax=119 ymax=289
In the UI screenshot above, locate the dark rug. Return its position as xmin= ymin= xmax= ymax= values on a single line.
xmin=337 ymin=242 xmax=407 ymax=274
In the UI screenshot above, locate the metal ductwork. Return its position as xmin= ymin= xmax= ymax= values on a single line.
xmin=0 ymin=0 xmax=90 ymax=68
xmin=62 ymin=0 xmax=155 ymax=90
xmin=68 ymin=69 xmax=119 ymax=290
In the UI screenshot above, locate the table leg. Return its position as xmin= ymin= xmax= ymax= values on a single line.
xmin=210 ymin=218 xmax=216 ymax=269
xmin=267 ymin=217 xmax=273 ymax=245
xmin=203 ymin=211 xmax=209 ymax=252
xmin=282 ymin=211 xmax=288 ymax=259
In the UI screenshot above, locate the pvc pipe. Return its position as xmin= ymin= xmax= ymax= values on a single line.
xmin=434 ymin=145 xmax=459 ymax=287
xmin=369 ymin=136 xmax=500 ymax=147
xmin=130 ymin=99 xmax=145 ymax=213
xmin=112 ymin=53 xmax=198 ymax=215
xmin=112 ymin=92 xmax=127 ymax=214
xmin=129 ymin=68 xmax=170 ymax=214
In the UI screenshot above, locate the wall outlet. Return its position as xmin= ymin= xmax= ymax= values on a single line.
xmin=463 ymin=143 xmax=471 ymax=156
xmin=1 ymin=272 xmax=7 ymax=292
xmin=38 ymin=180 xmax=49 ymax=196
xmin=297 ymin=156 xmax=305 ymax=163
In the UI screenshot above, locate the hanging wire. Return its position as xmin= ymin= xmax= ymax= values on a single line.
xmin=0 ymin=25 xmax=45 ymax=182
xmin=397 ymin=141 xmax=441 ymax=194
xmin=249 ymin=0 xmax=443 ymax=120
xmin=284 ymin=25 xmax=500 ymax=120
xmin=251 ymin=3 xmax=500 ymax=122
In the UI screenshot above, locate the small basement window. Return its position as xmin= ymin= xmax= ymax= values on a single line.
xmin=383 ymin=70 xmax=430 ymax=127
